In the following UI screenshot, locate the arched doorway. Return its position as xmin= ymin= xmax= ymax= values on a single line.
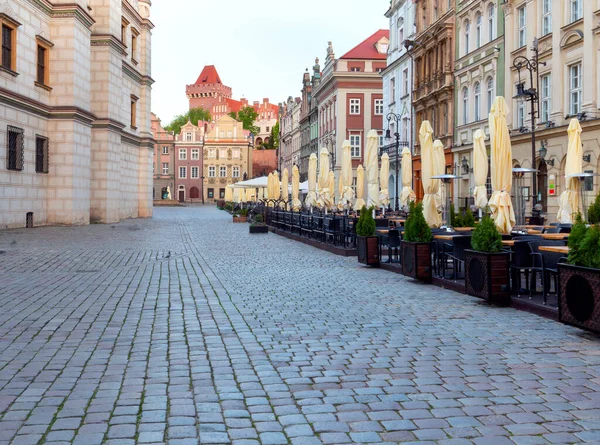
xmin=538 ymin=161 xmax=548 ymax=212
xmin=255 ymin=137 xmax=263 ymax=146
xmin=178 ymin=185 xmax=185 ymax=202
xmin=190 ymin=186 xmax=200 ymax=199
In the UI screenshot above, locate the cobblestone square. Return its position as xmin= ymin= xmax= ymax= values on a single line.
xmin=1 ymin=206 xmax=599 ymax=444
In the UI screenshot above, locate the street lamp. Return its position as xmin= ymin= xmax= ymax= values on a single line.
xmin=321 ymin=133 xmax=336 ymax=168
xmin=512 ymin=38 xmax=546 ymax=211
xmin=539 ymin=140 xmax=554 ymax=166
xmin=384 ymin=112 xmax=406 ymax=211
xmin=200 ymin=175 xmax=205 ymax=204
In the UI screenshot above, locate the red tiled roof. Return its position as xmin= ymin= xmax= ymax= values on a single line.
xmin=194 ymin=65 xmax=222 ymax=85
xmin=226 ymin=98 xmax=243 ymax=113
xmin=340 ymin=30 xmax=390 ymax=60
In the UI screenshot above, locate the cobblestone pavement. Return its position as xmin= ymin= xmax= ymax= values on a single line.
xmin=1 ymin=206 xmax=599 ymax=445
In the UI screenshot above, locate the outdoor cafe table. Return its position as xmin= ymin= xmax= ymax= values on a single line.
xmin=540 ymin=233 xmax=570 ymax=240
xmin=539 ymin=245 xmax=570 ymax=254
xmin=434 ymin=234 xmax=461 ymax=240
xmin=454 ymin=227 xmax=474 ymax=232
xmin=502 ymin=240 xmax=515 ymax=246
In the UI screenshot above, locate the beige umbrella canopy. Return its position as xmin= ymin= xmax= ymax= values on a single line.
xmin=225 ymin=185 xmax=233 ymax=202
xmin=473 ymin=129 xmax=489 ymax=209
xmin=337 ymin=173 xmax=345 ymax=211
xmin=365 ymin=130 xmax=380 ymax=208
xmin=433 ymin=139 xmax=445 ymax=213
xmin=420 ymin=121 xmax=442 ymax=228
xmin=341 ymin=140 xmax=355 ymax=207
xmin=488 ymin=96 xmax=516 ymax=233
xmin=245 ymin=188 xmax=253 ymax=202
xmin=317 ymin=148 xmax=332 ymax=208
xmin=557 ymin=119 xmax=583 ymax=223
xmin=267 ymin=173 xmax=273 ymax=199
xmin=354 ymin=165 xmax=366 ymax=210
xmin=280 ymin=168 xmax=289 ymax=209
xmin=400 ymin=146 xmax=415 ymax=206
xmin=328 ymin=171 xmax=335 ymax=210
xmin=379 ymin=153 xmax=390 ymax=208
xmin=305 ymin=153 xmax=318 ymax=208
xmin=273 ymin=170 xmax=280 ymax=201
xmin=291 ymin=165 xmax=302 ymax=211
xmin=238 ymin=186 xmax=246 ymax=204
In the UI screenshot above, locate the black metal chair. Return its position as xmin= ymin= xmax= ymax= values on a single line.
xmin=386 ymin=229 xmax=401 ymax=263
xmin=558 ymin=224 xmax=572 ymax=234
xmin=528 ymin=240 xmax=569 ymax=304
xmin=300 ymin=214 xmax=312 ymax=238
xmin=510 ymin=240 xmax=535 ymax=297
xmin=443 ymin=236 xmax=471 ymax=280
xmin=544 ymin=227 xmax=561 ymax=234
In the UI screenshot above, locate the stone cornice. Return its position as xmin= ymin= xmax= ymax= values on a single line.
xmin=122 ymin=0 xmax=155 ymax=30
xmin=25 ymin=0 xmax=96 ymax=28
xmin=91 ymin=34 xmax=127 ymax=56
xmin=122 ymin=61 xmax=154 ymax=86
xmin=50 ymin=106 xmax=95 ymax=125
xmin=92 ymin=118 xmax=126 ymax=133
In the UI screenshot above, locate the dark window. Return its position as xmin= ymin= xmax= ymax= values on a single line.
xmin=37 ymin=45 xmax=46 ymax=84
xmin=207 ymin=188 xmax=214 ymax=199
xmin=2 ymin=25 xmax=12 ymax=70
xmin=219 ymin=188 xmax=225 ymax=199
xmin=585 ymin=170 xmax=594 ymax=192
xmin=35 ymin=135 xmax=48 ymax=173
xmin=7 ymin=126 xmax=24 ymax=171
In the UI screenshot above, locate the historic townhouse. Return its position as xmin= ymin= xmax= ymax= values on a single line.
xmin=298 ymin=64 xmax=319 ymax=182
xmin=173 ymin=121 xmax=205 ymax=203
xmin=454 ymin=0 xmax=505 ymax=209
xmin=411 ymin=0 xmax=455 ymax=201
xmin=504 ymin=0 xmax=598 ymax=219
xmin=312 ymin=31 xmax=389 ymax=178
xmin=202 ymin=115 xmax=253 ymax=203
xmin=279 ymin=96 xmax=302 ymax=173
xmin=382 ymin=0 xmax=415 ymax=206
xmin=151 ymin=113 xmax=175 ymax=199
xmin=0 ymin=0 xmax=154 ymax=229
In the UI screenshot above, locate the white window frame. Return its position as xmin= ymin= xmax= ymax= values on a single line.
xmin=349 ymin=98 xmax=361 ymax=115
xmin=219 ymin=148 xmax=228 ymax=159
xmin=232 ymin=148 xmax=240 ymax=159
xmin=570 ymin=0 xmax=582 ymax=23
xmin=541 ymin=74 xmax=551 ymax=122
xmin=402 ymin=69 xmax=409 ymax=96
xmin=569 ymin=63 xmax=582 ymax=115
xmin=488 ymin=3 xmax=496 ymax=41
xmin=208 ymin=148 xmax=216 ymax=159
xmin=486 ymin=77 xmax=495 ymax=114
xmin=185 ymin=132 xmax=192 ymax=142
xmin=462 ymin=87 xmax=469 ymax=125
xmin=179 ymin=166 xmax=187 ymax=179
xmin=179 ymin=148 xmax=187 ymax=160
xmin=475 ymin=13 xmax=482 ymax=48
xmin=374 ymin=99 xmax=384 ymax=115
xmin=474 ymin=82 xmax=481 ymax=122
xmin=517 ymin=101 xmax=526 ymax=129
xmin=162 ymin=146 xmax=169 ymax=155
xmin=390 ymin=78 xmax=396 ymax=102
xmin=219 ymin=166 xmax=227 ymax=177
xmin=191 ymin=166 xmax=199 ymax=178
xmin=542 ymin=0 xmax=552 ymax=36
xmin=208 ymin=166 xmax=216 ymax=177
xmin=191 ymin=149 xmax=199 ymax=160
xmin=518 ymin=6 xmax=526 ymax=48
xmin=349 ymin=134 xmax=361 ymax=158
xmin=464 ymin=19 xmax=470 ymax=55
xmin=162 ymin=162 xmax=169 ymax=175
xmin=233 ymin=166 xmax=240 ymax=178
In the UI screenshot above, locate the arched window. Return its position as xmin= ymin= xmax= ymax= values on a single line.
xmin=486 ymin=77 xmax=495 ymax=113
xmin=464 ymin=19 xmax=471 ymax=55
xmin=488 ymin=3 xmax=496 ymax=41
xmin=474 ymin=82 xmax=481 ymax=121
xmin=475 ymin=13 xmax=482 ymax=48
xmin=397 ymin=17 xmax=404 ymax=48
xmin=462 ymin=87 xmax=469 ymax=125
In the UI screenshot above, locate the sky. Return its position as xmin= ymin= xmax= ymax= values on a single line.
xmin=151 ymin=0 xmax=389 ymax=124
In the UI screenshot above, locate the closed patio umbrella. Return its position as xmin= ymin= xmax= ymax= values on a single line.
xmin=433 ymin=139 xmax=445 ymax=213
xmin=488 ymin=96 xmax=516 ymax=233
xmin=328 ymin=171 xmax=335 ymax=210
xmin=291 ymin=165 xmax=302 ymax=211
xmin=318 ymin=147 xmax=331 ymax=208
xmin=337 ymin=173 xmax=345 ymax=211
xmin=341 ymin=140 xmax=355 ymax=207
xmin=354 ymin=165 xmax=366 ymax=210
xmin=273 ymin=170 xmax=280 ymax=201
xmin=400 ymin=146 xmax=415 ymax=206
xmin=557 ymin=119 xmax=583 ymax=223
xmin=473 ymin=129 xmax=488 ymax=210
xmin=420 ymin=120 xmax=442 ymax=228
xmin=305 ymin=153 xmax=318 ymax=209
xmin=365 ymin=130 xmax=379 ymax=208
xmin=280 ymin=168 xmax=289 ymax=208
xmin=379 ymin=153 xmax=390 ymax=208
xmin=225 ymin=185 xmax=233 ymax=202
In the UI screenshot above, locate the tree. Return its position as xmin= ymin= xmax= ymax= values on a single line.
xmin=229 ymin=106 xmax=259 ymax=135
xmin=267 ymin=122 xmax=280 ymax=149
xmin=164 ymin=107 xmax=211 ymax=134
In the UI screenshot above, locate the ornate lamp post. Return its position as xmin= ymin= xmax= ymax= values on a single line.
xmin=321 ymin=133 xmax=336 ymax=168
xmin=384 ymin=112 xmax=407 ymax=211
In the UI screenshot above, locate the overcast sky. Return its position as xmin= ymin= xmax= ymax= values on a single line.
xmin=151 ymin=0 xmax=389 ymax=124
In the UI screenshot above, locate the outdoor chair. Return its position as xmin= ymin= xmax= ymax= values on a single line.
xmin=528 ymin=240 xmax=569 ymax=304
xmin=443 ymin=235 xmax=471 ymax=280
xmin=386 ymin=229 xmax=401 ymax=263
xmin=312 ymin=216 xmax=325 ymax=242
xmin=300 ymin=214 xmax=312 ymax=238
xmin=558 ymin=224 xmax=572 ymax=233
xmin=291 ymin=213 xmax=301 ymax=235
xmin=510 ymin=240 xmax=535 ymax=296
xmin=544 ymin=227 xmax=561 ymax=234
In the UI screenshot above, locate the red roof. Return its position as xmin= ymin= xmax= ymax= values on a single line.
xmin=194 ymin=65 xmax=222 ymax=85
xmin=226 ymin=98 xmax=243 ymax=113
xmin=340 ymin=30 xmax=390 ymax=60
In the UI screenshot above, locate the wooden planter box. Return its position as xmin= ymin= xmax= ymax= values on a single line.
xmin=465 ymin=250 xmax=510 ymax=306
xmin=401 ymin=241 xmax=432 ymax=282
xmin=558 ymin=264 xmax=600 ymax=333
xmin=232 ymin=216 xmax=247 ymax=223
xmin=249 ymin=225 xmax=268 ymax=234
xmin=357 ymin=236 xmax=380 ymax=267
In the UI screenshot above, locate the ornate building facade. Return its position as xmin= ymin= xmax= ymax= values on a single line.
xmin=411 ymin=0 xmax=455 ymax=200
xmin=279 ymin=96 xmax=302 ymax=173
xmin=151 ymin=113 xmax=175 ymax=199
xmin=0 ymin=0 xmax=154 ymax=229
xmin=299 ymin=65 xmax=319 ymax=182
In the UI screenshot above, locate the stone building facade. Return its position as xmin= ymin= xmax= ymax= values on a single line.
xmin=151 ymin=113 xmax=175 ymax=199
xmin=504 ymin=0 xmax=599 ymax=220
xmin=299 ymin=65 xmax=320 ymax=182
xmin=279 ymin=96 xmax=302 ymax=173
xmin=411 ymin=0 xmax=455 ymax=201
xmin=0 ymin=0 xmax=154 ymax=229
xmin=173 ymin=121 xmax=205 ymax=203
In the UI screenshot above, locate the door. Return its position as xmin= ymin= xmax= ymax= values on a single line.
xmin=178 ymin=190 xmax=185 ymax=202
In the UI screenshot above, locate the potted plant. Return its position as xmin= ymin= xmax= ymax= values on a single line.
xmin=356 ymin=206 xmax=379 ymax=267
xmin=557 ymin=214 xmax=600 ymax=333
xmin=233 ymin=208 xmax=248 ymax=223
xmin=464 ymin=213 xmax=510 ymax=306
xmin=249 ymin=213 xmax=269 ymax=234
xmin=401 ymin=202 xmax=433 ymax=281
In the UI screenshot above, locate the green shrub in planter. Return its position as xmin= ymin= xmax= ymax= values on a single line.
xmin=587 ymin=194 xmax=600 ymax=224
xmin=356 ymin=206 xmax=378 ymax=266
xmin=471 ymin=214 xmax=502 ymax=253
xmin=356 ymin=206 xmax=376 ymax=237
xmin=404 ymin=202 xmax=432 ymax=242
xmin=239 ymin=208 xmax=249 ymax=217
xmin=463 ymin=208 xmax=476 ymax=227
xmin=401 ymin=202 xmax=433 ymax=281
xmin=567 ymin=213 xmax=588 ymax=266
